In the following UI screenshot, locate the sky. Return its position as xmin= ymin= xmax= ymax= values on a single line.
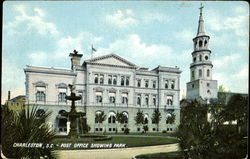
xmin=2 ymin=1 xmax=249 ymax=104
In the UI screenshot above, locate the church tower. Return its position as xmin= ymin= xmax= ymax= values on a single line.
xmin=186 ymin=4 xmax=217 ymax=101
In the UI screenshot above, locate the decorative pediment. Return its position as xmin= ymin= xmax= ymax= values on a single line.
xmin=85 ymin=53 xmax=137 ymax=68
xmin=33 ymin=81 xmax=46 ymax=87
xmin=120 ymin=89 xmax=130 ymax=93
xmin=108 ymin=88 xmax=117 ymax=93
xmin=93 ymin=87 xmax=104 ymax=92
xmin=57 ymin=83 xmax=68 ymax=88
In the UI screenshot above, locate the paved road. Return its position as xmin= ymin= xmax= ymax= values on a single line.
xmin=57 ymin=143 xmax=179 ymax=159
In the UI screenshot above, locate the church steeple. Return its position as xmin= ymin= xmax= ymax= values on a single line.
xmin=197 ymin=4 xmax=205 ymax=36
xmin=186 ymin=4 xmax=218 ymax=101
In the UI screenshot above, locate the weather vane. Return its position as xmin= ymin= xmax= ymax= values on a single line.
xmin=199 ymin=3 xmax=204 ymax=15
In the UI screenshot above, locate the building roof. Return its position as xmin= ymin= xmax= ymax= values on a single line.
xmin=10 ymin=95 xmax=25 ymax=102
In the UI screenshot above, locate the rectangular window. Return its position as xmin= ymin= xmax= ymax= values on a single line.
xmin=109 ymin=92 xmax=116 ymax=103
xmin=152 ymin=81 xmax=156 ymax=88
xmin=165 ymin=80 xmax=169 ymax=89
xmin=137 ymin=79 xmax=141 ymax=87
xmin=192 ymin=71 xmax=195 ymax=79
xmin=166 ymin=95 xmax=173 ymax=106
xmin=121 ymin=93 xmax=128 ymax=104
xmin=58 ymin=92 xmax=67 ymax=102
xmin=171 ymin=81 xmax=175 ymax=89
xmin=36 ymin=91 xmax=46 ymax=102
xmin=96 ymin=92 xmax=103 ymax=103
xmin=145 ymin=80 xmax=149 ymax=88
xmin=108 ymin=75 xmax=112 ymax=85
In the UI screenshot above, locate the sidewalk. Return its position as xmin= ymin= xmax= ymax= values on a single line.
xmin=56 ymin=143 xmax=179 ymax=159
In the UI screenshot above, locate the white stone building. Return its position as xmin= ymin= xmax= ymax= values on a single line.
xmin=24 ymin=52 xmax=181 ymax=134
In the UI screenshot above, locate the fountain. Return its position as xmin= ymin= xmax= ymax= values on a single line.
xmin=61 ymin=84 xmax=86 ymax=138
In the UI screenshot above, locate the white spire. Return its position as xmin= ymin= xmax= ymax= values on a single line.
xmin=197 ymin=3 xmax=205 ymax=36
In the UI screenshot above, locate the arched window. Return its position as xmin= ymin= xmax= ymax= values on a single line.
xmin=207 ymin=69 xmax=210 ymax=77
xmin=193 ymin=57 xmax=196 ymax=62
xmin=94 ymin=74 xmax=98 ymax=84
xmin=126 ymin=77 xmax=129 ymax=86
xmin=144 ymin=114 xmax=149 ymax=124
xmin=199 ymin=40 xmax=202 ymax=47
xmin=199 ymin=55 xmax=202 ymax=61
xmin=35 ymin=109 xmax=45 ymax=117
xmin=108 ymin=112 xmax=116 ymax=124
xmin=192 ymin=71 xmax=195 ymax=79
xmin=121 ymin=76 xmax=125 ymax=86
xmin=137 ymin=95 xmax=141 ymax=105
xmin=100 ymin=74 xmax=104 ymax=84
xmin=145 ymin=95 xmax=149 ymax=106
xmin=204 ymin=40 xmax=208 ymax=47
xmin=153 ymin=95 xmax=156 ymax=106
xmin=113 ymin=76 xmax=117 ymax=85
xmin=95 ymin=111 xmax=103 ymax=123
xmin=199 ymin=69 xmax=202 ymax=77
xmin=122 ymin=112 xmax=129 ymax=124
xmin=108 ymin=75 xmax=112 ymax=85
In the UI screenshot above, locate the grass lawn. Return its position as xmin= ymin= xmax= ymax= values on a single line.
xmin=135 ymin=151 xmax=183 ymax=159
xmin=52 ymin=135 xmax=179 ymax=150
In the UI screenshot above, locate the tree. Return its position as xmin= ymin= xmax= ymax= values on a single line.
xmin=143 ymin=125 xmax=149 ymax=133
xmin=176 ymin=100 xmax=216 ymax=159
xmin=166 ymin=113 xmax=176 ymax=125
xmin=177 ymin=98 xmax=248 ymax=159
xmin=134 ymin=109 xmax=144 ymax=132
xmin=151 ymin=108 xmax=161 ymax=132
xmin=221 ymin=94 xmax=248 ymax=134
xmin=95 ymin=111 xmax=106 ymax=133
xmin=2 ymin=105 xmax=56 ymax=159
xmin=116 ymin=111 xmax=128 ymax=133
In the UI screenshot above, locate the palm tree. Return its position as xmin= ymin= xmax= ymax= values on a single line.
xmin=2 ymin=105 xmax=56 ymax=159
xmin=95 ymin=111 xmax=106 ymax=133
xmin=116 ymin=111 xmax=128 ymax=133
xmin=166 ymin=113 xmax=176 ymax=125
xmin=151 ymin=108 xmax=161 ymax=132
xmin=134 ymin=109 xmax=144 ymax=132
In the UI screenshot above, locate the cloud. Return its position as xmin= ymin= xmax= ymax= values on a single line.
xmin=91 ymin=34 xmax=187 ymax=69
xmin=5 ymin=4 xmax=59 ymax=36
xmin=206 ymin=9 xmax=248 ymax=37
xmin=2 ymin=59 xmax=25 ymax=104
xmin=106 ymin=9 xmax=138 ymax=27
xmin=174 ymin=29 xmax=194 ymax=42
xmin=27 ymin=32 xmax=103 ymax=66
xmin=142 ymin=12 xmax=171 ymax=23
xmin=29 ymin=51 xmax=48 ymax=66
xmin=213 ymin=54 xmax=240 ymax=69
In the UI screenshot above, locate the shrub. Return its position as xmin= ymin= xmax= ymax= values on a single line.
xmin=124 ymin=128 xmax=130 ymax=134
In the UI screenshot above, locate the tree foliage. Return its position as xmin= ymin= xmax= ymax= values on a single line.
xmin=95 ymin=111 xmax=106 ymax=124
xmin=134 ymin=109 xmax=144 ymax=125
xmin=177 ymin=95 xmax=248 ymax=159
xmin=2 ymin=105 xmax=56 ymax=159
xmin=152 ymin=109 xmax=161 ymax=131
xmin=166 ymin=113 xmax=176 ymax=124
